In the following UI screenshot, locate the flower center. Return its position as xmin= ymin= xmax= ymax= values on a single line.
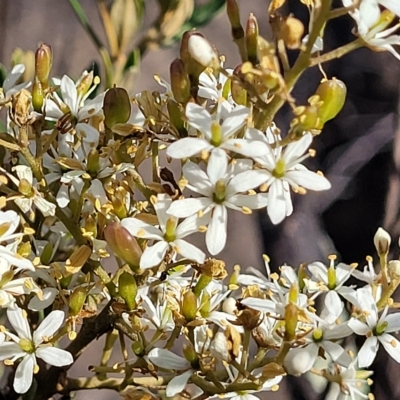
xmin=19 ymin=179 xmax=34 ymax=197
xmin=210 ymin=121 xmax=222 ymax=147
xmin=164 ymin=217 xmax=178 ymax=242
xmin=272 ymin=158 xmax=286 ymax=178
xmin=313 ymin=327 xmax=323 ymax=342
xmin=213 ymin=179 xmax=226 ymax=204
xmin=373 ymin=321 xmax=388 ymax=336
xmin=19 ymin=338 xmax=36 ymax=354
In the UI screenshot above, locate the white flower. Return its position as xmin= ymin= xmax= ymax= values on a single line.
xmin=121 ymin=194 xmax=206 ymax=269
xmin=2 ymin=165 xmax=56 ymax=218
xmin=167 ymin=148 xmax=268 ymax=255
xmin=0 ymin=64 xmax=31 ymax=104
xmin=343 ymin=0 xmax=400 ymax=60
xmin=348 ymin=288 xmax=400 ymax=367
xmin=166 ymin=103 xmax=268 ymax=159
xmin=187 ymin=35 xmax=219 ymax=69
xmin=254 ymin=133 xmax=331 ymax=224
xmin=0 ymin=305 xmax=73 ymax=393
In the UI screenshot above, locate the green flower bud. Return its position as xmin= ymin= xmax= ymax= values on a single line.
xmin=182 ymin=290 xmax=197 ymax=322
xmin=183 ymin=343 xmax=199 ymax=366
xmin=32 ymin=80 xmax=44 ymax=112
xmin=193 ymin=274 xmax=212 ymax=297
xmin=35 ymin=44 xmax=52 ymax=88
xmin=246 ymin=13 xmax=259 ymax=65
xmin=315 ymin=78 xmax=347 ymax=129
xmin=0 ymin=270 xmax=14 ymax=288
xmin=118 ymin=271 xmax=137 ymax=310
xmin=131 ymin=340 xmax=144 ymax=356
xmin=231 ymin=66 xmax=247 ymax=106
xmin=104 ymin=223 xmax=142 ymax=269
xmin=87 ymin=149 xmax=100 ymax=176
xmin=170 ymin=58 xmax=191 ymax=104
xmin=111 ymin=195 xmax=127 ymax=220
xmin=199 ymin=290 xmax=211 ymax=317
xmin=40 ymin=242 xmax=54 ymax=265
xmin=167 ymin=99 xmax=187 ymax=138
xmin=103 ymin=87 xmax=131 ymax=129
xmin=227 ymin=0 xmax=244 ymax=41
xmin=69 ymin=286 xmax=87 ymax=317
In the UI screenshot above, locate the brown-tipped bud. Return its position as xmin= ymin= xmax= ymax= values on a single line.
xmin=237 ymin=307 xmax=261 ymax=330
xmin=167 ymin=99 xmax=187 ymax=138
xmin=284 ymin=302 xmax=298 ymax=341
xmin=11 ymin=89 xmax=31 ymax=127
xmin=315 ymin=78 xmax=347 ymax=129
xmin=182 ymin=290 xmax=197 ymax=322
xmin=227 ymin=0 xmax=244 ymax=40
xmin=104 ymin=87 xmax=131 ymax=129
xmin=32 ymin=81 xmax=44 ymax=112
xmin=246 ymin=13 xmax=259 ymax=65
xmin=374 ymin=227 xmax=391 ymax=257
xmin=170 ymin=58 xmax=191 ymax=104
xmin=231 ymin=65 xmax=247 ymax=105
xmin=69 ymin=286 xmax=87 ymax=317
xmin=87 ymin=149 xmax=100 ymax=176
xmin=281 ymin=17 xmax=304 ymax=50
xmin=118 ymin=271 xmax=138 ymax=310
xmin=35 ymin=44 xmax=52 ymax=88
xmin=104 ymin=222 xmax=142 ymax=268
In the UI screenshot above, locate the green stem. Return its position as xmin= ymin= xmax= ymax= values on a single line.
xmin=309 ymin=39 xmax=363 ymax=66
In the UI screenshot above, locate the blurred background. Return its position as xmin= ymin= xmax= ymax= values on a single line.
xmin=1 ymin=0 xmax=400 ymax=398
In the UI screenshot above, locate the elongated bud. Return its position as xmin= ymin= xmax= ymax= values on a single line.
xmin=182 ymin=290 xmax=197 ymax=322
xmin=40 ymin=242 xmax=54 ymax=265
xmin=193 ymin=274 xmax=212 ymax=297
xmin=246 ymin=14 xmax=259 ymax=64
xmin=35 ymin=44 xmax=52 ymax=88
xmin=231 ymin=66 xmax=247 ymax=105
xmin=183 ymin=343 xmax=199 ymax=365
xmin=131 ymin=341 xmax=144 ymax=356
xmin=104 ymin=222 xmax=142 ymax=268
xmin=187 ymin=35 xmax=219 ymax=71
xmin=111 ymin=195 xmax=127 ymax=220
xmin=389 ymin=260 xmax=400 ymax=278
xmin=227 ymin=0 xmax=244 ymax=40
xmin=118 ymin=272 xmax=137 ymax=310
xmin=87 ymin=149 xmax=100 ymax=176
xmin=69 ymin=286 xmax=87 ymax=317
xmin=315 ymin=78 xmax=346 ymax=129
xmin=284 ymin=302 xmax=298 ymax=341
xmin=374 ymin=227 xmax=391 ymax=257
xmin=103 ymin=87 xmax=131 ymax=129
xmin=170 ymin=58 xmax=191 ymax=104
xmin=32 ymin=81 xmax=44 ymax=112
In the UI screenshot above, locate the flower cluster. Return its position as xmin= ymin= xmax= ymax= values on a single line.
xmin=0 ymin=0 xmax=399 ymax=398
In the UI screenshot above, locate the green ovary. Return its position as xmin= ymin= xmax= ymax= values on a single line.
xmin=272 ymin=158 xmax=286 ymax=178
xmin=213 ymin=179 xmax=226 ymax=203
xmin=19 ymin=338 xmax=35 ymax=354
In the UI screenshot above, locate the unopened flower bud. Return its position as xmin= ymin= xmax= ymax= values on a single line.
xmin=193 ymin=274 xmax=212 ymax=297
xmin=87 ymin=149 xmax=100 ymax=176
xmin=111 ymin=195 xmax=127 ymax=220
xmin=40 ymin=242 xmax=54 ymax=265
xmin=246 ymin=13 xmax=259 ymax=64
xmin=32 ymin=80 xmax=44 ymax=112
xmin=199 ymin=290 xmax=211 ymax=317
xmin=222 ymin=297 xmax=237 ymax=314
xmin=170 ymin=58 xmax=191 ymax=104
xmin=315 ymin=78 xmax=347 ymax=129
xmin=210 ymin=331 xmax=230 ymax=362
xmin=187 ymin=35 xmax=219 ymax=71
xmin=388 ymin=260 xmax=400 ymax=278
xmin=167 ymin=99 xmax=187 ymax=138
xmin=183 ymin=343 xmax=199 ymax=365
xmin=182 ymin=290 xmax=198 ymax=322
xmin=281 ymin=17 xmax=304 ymax=50
xmin=103 ymin=87 xmax=131 ymax=129
xmin=104 ymin=222 xmax=142 ymax=268
xmin=35 ymin=44 xmax=52 ymax=88
xmin=132 ymin=340 xmax=144 ymax=356
xmin=69 ymin=286 xmax=87 ymax=317
xmin=374 ymin=227 xmax=391 ymax=257
xmin=227 ymin=0 xmax=244 ymax=40
xmin=284 ymin=347 xmax=314 ymax=376
xmin=231 ymin=65 xmax=247 ymax=105
xmin=118 ymin=271 xmax=137 ymax=310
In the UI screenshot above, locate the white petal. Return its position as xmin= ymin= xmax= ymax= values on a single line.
xmin=357 ymin=336 xmax=378 ymax=368
xmin=60 ymin=75 xmax=78 ymax=115
xmin=34 ymin=196 xmax=57 ymax=217
xmin=174 ymin=239 xmax=205 ymax=264
xmin=153 ymin=194 xmax=172 ymax=232
xmin=221 ymin=106 xmax=249 ymax=138
xmin=206 ymin=205 xmax=227 ymax=255
xmin=285 ymin=169 xmax=331 ymax=191
xmin=167 ymin=138 xmax=212 ymax=158
xmin=283 ymin=133 xmax=312 ymax=164
xmin=378 ymin=334 xmax=400 ymax=363
xmin=3 ymin=64 xmax=25 ymax=92
xmin=182 ymin=162 xmax=213 ymax=197
xmin=121 ymin=218 xmax=163 ymax=240
xmin=222 ymin=139 xmax=270 ymax=158
xmin=207 ymin=148 xmax=228 ymax=185
xmin=348 ymin=318 xmax=370 ymax=336
xmin=14 ymin=354 xmax=35 ymax=394
xmin=147 ymin=348 xmax=190 ymax=370
xmin=0 ymin=342 xmax=25 ymax=360
xmin=386 ymin=313 xmax=400 ymax=333
xmin=240 ymin=298 xmax=276 ymax=313
xmin=168 ymin=198 xmax=213 ymax=218
xmin=227 ymin=193 xmax=269 ymax=210
xmin=33 ymin=310 xmax=65 ymax=345
xmin=36 ymin=346 xmax=73 ymax=366
xmin=185 ymin=103 xmax=212 ymax=139
xmin=7 ymin=305 xmax=32 ymax=340
xmin=322 ymin=341 xmax=351 ymax=366
xmin=267 ymin=180 xmax=290 ymax=224
xmin=28 ymin=288 xmax=58 ymax=311
xmin=166 ymin=370 xmax=193 ymax=397
xmin=140 ymin=241 xmax=169 ymax=269
xmin=228 ymin=170 xmax=268 ymax=195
